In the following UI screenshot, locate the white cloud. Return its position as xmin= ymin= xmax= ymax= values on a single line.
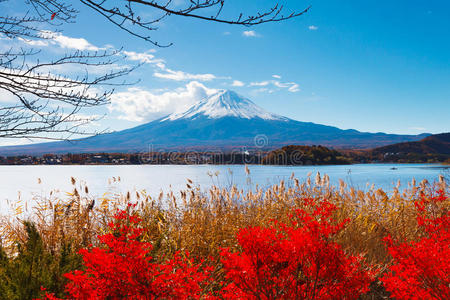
xmin=122 ymin=50 xmax=218 ymax=82
xmin=308 ymin=25 xmax=318 ymax=31
xmin=250 ymin=81 xmax=269 ymax=87
xmin=272 ymin=80 xmax=300 ymax=92
xmin=152 ymin=61 xmax=217 ymax=81
xmin=231 ymin=80 xmax=244 ymax=87
xmin=273 ymin=81 xmax=290 ymax=88
xmin=223 ymin=31 xmax=231 ymax=35
xmin=20 ymin=31 xmax=101 ymax=51
xmin=250 ymin=79 xmax=300 ymax=93
xmin=18 ymin=38 xmax=48 ymax=47
xmin=53 ymin=34 xmax=100 ymax=51
xmin=109 ymin=81 xmax=218 ymax=122
xmin=123 ymin=50 xmax=162 ymax=64
xmin=242 ymin=30 xmax=260 ymax=37
xmin=17 ymin=33 xmax=219 ymax=83
xmin=272 ymin=75 xmax=281 ymax=79
xmin=288 ymin=83 xmax=300 ymax=92
xmin=154 ymin=67 xmax=216 ymax=81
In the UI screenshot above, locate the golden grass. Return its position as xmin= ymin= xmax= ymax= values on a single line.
xmin=1 ymin=172 xmax=448 ymax=278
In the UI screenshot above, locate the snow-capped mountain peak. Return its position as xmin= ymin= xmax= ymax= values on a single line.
xmin=161 ymin=90 xmax=288 ymax=121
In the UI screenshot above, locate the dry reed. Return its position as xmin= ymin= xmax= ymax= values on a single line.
xmin=1 ymin=172 xmax=448 ymax=290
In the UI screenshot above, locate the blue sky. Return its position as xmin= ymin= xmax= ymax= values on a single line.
xmin=1 ymin=0 xmax=449 ymax=145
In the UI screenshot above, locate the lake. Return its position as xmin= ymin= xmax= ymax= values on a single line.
xmin=0 ymin=163 xmax=448 ymax=212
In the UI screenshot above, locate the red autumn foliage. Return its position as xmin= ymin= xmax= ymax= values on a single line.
xmin=219 ymin=198 xmax=374 ymax=300
xmin=381 ymin=189 xmax=450 ymax=300
xmin=50 ymin=207 xmax=212 ymax=299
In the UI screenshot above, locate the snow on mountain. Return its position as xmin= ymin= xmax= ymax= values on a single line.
xmin=0 ymin=90 xmax=430 ymax=155
xmin=161 ymin=90 xmax=288 ymax=121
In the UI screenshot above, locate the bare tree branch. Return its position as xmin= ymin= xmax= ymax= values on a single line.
xmin=0 ymin=0 xmax=136 ymax=139
xmin=0 ymin=0 xmax=309 ymax=140
xmin=79 ymin=0 xmax=310 ymax=46
xmin=0 ymin=49 xmax=137 ymax=138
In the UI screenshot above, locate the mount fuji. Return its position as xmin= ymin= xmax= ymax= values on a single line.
xmin=0 ymin=90 xmax=428 ymax=155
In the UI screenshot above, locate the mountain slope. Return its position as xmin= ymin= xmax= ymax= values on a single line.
xmin=162 ymin=90 xmax=287 ymax=121
xmin=0 ymin=90 xmax=429 ymax=155
xmin=371 ymin=133 xmax=450 ymax=155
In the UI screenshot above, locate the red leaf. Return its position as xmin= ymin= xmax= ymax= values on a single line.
xmin=51 ymin=13 xmax=56 ymax=20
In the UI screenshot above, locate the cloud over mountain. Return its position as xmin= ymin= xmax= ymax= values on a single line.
xmin=109 ymin=81 xmax=217 ymax=122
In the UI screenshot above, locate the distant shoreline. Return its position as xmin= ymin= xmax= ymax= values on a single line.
xmin=1 ymin=143 xmax=448 ymax=166
xmin=0 ymin=161 xmax=448 ymax=167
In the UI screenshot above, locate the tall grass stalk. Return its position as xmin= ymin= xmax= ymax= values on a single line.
xmin=0 ymin=173 xmax=448 ymax=297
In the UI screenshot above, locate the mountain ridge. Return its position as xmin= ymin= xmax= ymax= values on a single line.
xmin=0 ymin=90 xmax=430 ymax=155
xmin=161 ymin=90 xmax=288 ymax=121
xmin=371 ymin=132 xmax=450 ymax=155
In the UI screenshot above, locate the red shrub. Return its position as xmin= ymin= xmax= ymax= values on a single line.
xmin=381 ymin=190 xmax=449 ymax=300
xmin=219 ymin=198 xmax=374 ymax=299
xmin=60 ymin=208 xmax=211 ymax=299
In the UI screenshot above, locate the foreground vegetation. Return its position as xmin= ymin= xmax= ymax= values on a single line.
xmin=0 ymin=173 xmax=448 ymax=299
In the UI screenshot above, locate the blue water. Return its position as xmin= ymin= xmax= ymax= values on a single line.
xmin=0 ymin=164 xmax=448 ymax=211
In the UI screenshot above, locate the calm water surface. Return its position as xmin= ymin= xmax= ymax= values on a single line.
xmin=0 ymin=164 xmax=448 ymax=212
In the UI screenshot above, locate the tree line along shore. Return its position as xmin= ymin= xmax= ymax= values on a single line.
xmin=1 ymin=143 xmax=449 ymax=166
